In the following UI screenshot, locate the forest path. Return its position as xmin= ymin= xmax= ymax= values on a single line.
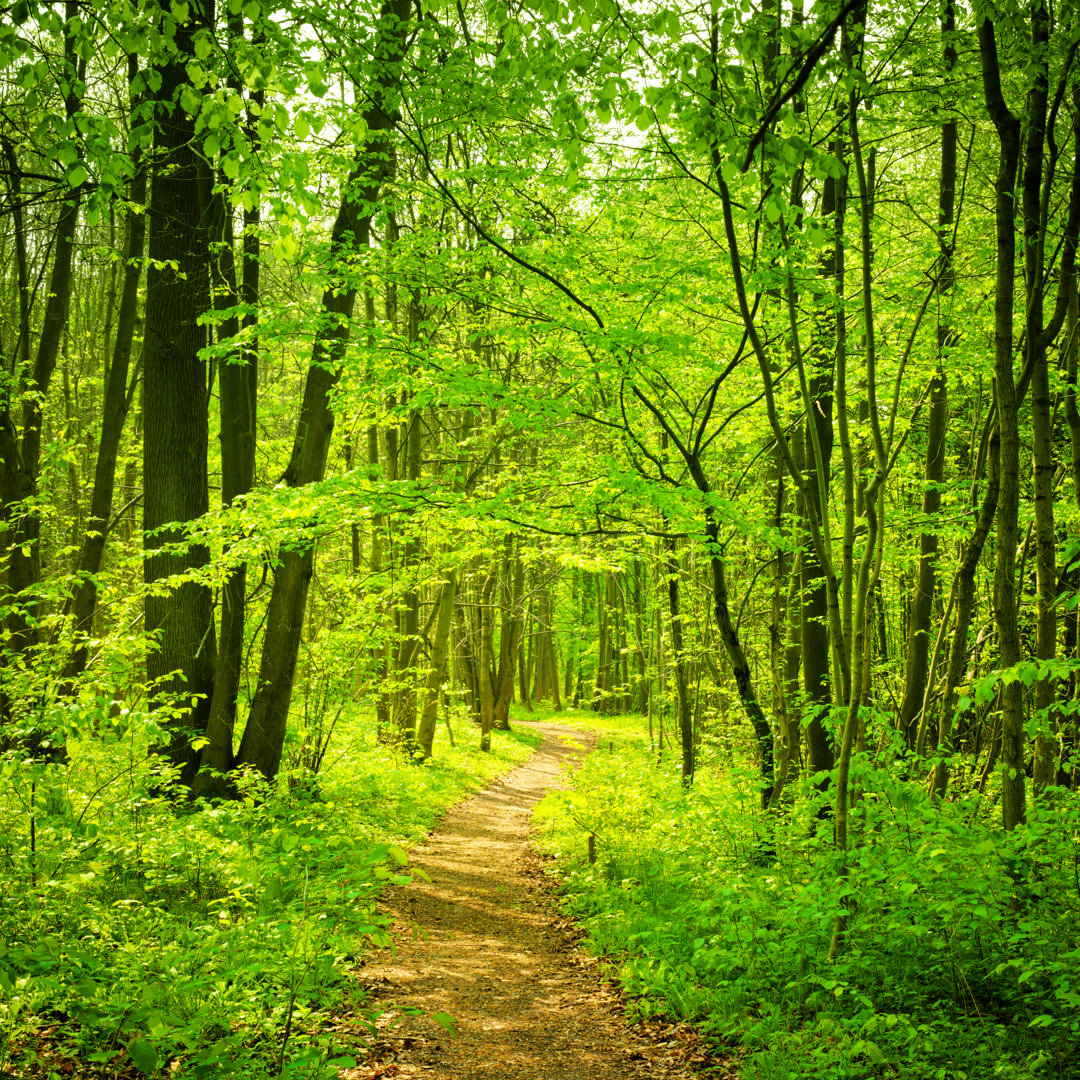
xmin=351 ymin=721 xmax=713 ymax=1080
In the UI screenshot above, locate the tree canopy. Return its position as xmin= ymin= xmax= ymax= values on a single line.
xmin=2 ymin=0 xmax=1080 ymax=1075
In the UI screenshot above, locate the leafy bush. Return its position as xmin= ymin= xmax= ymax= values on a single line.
xmin=534 ymin=716 xmax=1080 ymax=1080
xmin=0 ymin=707 xmax=539 ymax=1078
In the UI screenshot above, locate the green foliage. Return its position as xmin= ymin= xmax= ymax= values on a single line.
xmin=0 ymin=711 xmax=537 ymax=1077
xmin=535 ymin=716 xmax=1080 ymax=1080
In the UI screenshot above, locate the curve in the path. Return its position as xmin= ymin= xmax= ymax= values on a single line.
xmin=354 ymin=721 xmax=694 ymax=1080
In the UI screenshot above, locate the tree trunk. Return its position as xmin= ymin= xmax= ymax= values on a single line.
xmin=478 ymin=571 xmax=496 ymax=752
xmin=665 ymin=538 xmax=694 ymax=784
xmin=977 ymin=15 xmax=1025 ymax=830
xmin=898 ymin=370 xmax=947 ymax=749
xmin=234 ymin=0 xmax=412 ymax=780
xmin=0 ymin=2 xmax=85 ymax=754
xmin=418 ymin=569 xmax=456 ymax=758
xmin=492 ymin=539 xmax=524 ymax=730
xmin=197 ymin=24 xmax=261 ymax=789
xmin=65 ymin=53 xmax=145 ymax=680
xmin=143 ymin=0 xmax=216 ymax=785
xmin=933 ymin=434 xmax=999 ymax=799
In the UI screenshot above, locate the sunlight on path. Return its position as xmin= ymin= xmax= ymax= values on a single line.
xmin=352 ymin=722 xmax=700 ymax=1080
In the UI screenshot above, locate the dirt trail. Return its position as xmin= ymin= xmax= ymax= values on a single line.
xmin=352 ymin=722 xmax=708 ymax=1080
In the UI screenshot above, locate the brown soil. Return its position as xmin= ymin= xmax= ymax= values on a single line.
xmin=349 ymin=721 xmax=730 ymax=1080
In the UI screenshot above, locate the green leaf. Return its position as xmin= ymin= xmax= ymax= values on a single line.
xmin=66 ymin=163 xmax=87 ymax=188
xmin=180 ymin=85 xmax=200 ymax=116
xmin=431 ymin=1011 xmax=458 ymax=1037
xmin=127 ymin=1037 xmax=159 ymax=1075
xmin=387 ymin=844 xmax=408 ymax=866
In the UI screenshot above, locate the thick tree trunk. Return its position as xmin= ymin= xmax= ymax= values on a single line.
xmin=142 ymin=0 xmax=218 ymax=785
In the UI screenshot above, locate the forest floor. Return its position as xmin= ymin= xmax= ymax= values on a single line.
xmin=349 ymin=721 xmax=732 ymax=1080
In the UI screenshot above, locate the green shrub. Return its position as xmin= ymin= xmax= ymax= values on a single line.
xmin=0 ymin=707 xmax=538 ymax=1078
xmin=534 ymin=716 xmax=1080 ymax=1080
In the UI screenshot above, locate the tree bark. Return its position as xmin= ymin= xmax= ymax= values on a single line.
xmin=492 ymin=538 xmax=524 ymax=730
xmin=197 ymin=20 xmax=261 ymax=789
xmin=898 ymin=371 xmax=947 ymax=749
xmin=665 ymin=538 xmax=694 ymax=784
xmin=977 ymin=15 xmax=1025 ymax=830
xmin=478 ymin=571 xmax=496 ymax=752
xmin=143 ymin=0 xmax=219 ymax=786
xmin=65 ymin=53 xmax=145 ymax=681
xmin=418 ymin=569 xmax=457 ymax=758
xmin=234 ymin=0 xmax=412 ymax=780
xmin=1 ymin=2 xmax=85 ymax=752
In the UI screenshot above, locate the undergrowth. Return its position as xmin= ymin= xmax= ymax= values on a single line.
xmin=0 ymin=706 xmax=539 ymax=1079
xmin=533 ymin=713 xmax=1080 ymax=1080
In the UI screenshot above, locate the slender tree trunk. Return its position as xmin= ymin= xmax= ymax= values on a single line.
xmin=65 ymin=54 xmax=145 ymax=680
xmin=898 ymin=372 xmax=947 ymax=749
xmin=933 ymin=434 xmax=999 ymax=798
xmin=978 ymin=15 xmax=1025 ymax=830
xmin=1064 ymin=195 xmax=1080 ymax=787
xmin=548 ymin=617 xmax=562 ymax=712
xmin=492 ymin=539 xmax=524 ymax=730
xmin=665 ymin=538 xmax=694 ymax=784
xmin=418 ymin=568 xmax=456 ymax=758
xmin=1025 ymin=3 xmax=1062 ymax=796
xmin=591 ymin=572 xmax=607 ymax=709
xmin=1 ymin=3 xmax=85 ymax=752
xmin=478 ymin=571 xmax=496 ymax=752
xmin=197 ymin=31 xmax=261 ymax=788
xmin=394 ymin=403 xmax=423 ymax=743
xmin=519 ymin=641 xmax=532 ymax=711
xmin=234 ymin=0 xmax=412 ymax=780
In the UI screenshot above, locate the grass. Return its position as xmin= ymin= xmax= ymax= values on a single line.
xmin=0 ymin=704 xmax=540 ymax=1079
xmin=532 ymin=708 xmax=1080 ymax=1080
